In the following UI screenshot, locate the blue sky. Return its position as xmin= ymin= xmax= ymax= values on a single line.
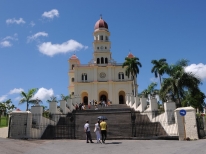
xmin=0 ymin=0 xmax=206 ymax=110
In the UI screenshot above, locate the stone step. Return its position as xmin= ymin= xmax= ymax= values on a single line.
xmin=42 ymin=104 xmax=168 ymax=139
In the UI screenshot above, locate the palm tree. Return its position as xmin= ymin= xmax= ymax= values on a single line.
xmin=47 ymin=96 xmax=58 ymax=103
xmin=160 ymin=60 xmax=201 ymax=107
xmin=122 ymin=56 xmax=142 ymax=97
xmin=140 ymin=82 xmax=159 ymax=99
xmin=19 ymin=88 xmax=38 ymax=111
xmin=141 ymin=89 xmax=149 ymax=98
xmin=182 ymin=88 xmax=205 ymax=111
xmin=151 ymin=58 xmax=168 ymax=87
xmin=61 ymin=94 xmax=71 ymax=101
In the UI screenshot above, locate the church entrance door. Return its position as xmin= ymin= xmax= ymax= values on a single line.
xmin=100 ymin=95 xmax=107 ymax=101
xmin=83 ymin=96 xmax=88 ymax=105
xmin=119 ymin=91 xmax=126 ymax=104
xmin=81 ymin=92 xmax=88 ymax=105
xmin=98 ymin=91 xmax=108 ymax=102
xmin=119 ymin=95 xmax=124 ymax=104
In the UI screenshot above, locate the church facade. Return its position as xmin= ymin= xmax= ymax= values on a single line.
xmin=68 ymin=17 xmax=136 ymax=105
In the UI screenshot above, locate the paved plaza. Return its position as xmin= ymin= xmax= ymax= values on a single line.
xmin=0 ymin=138 xmax=206 ymax=154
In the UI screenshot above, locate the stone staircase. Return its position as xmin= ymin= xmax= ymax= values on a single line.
xmin=74 ymin=104 xmax=167 ymax=140
xmin=41 ymin=113 xmax=75 ymax=139
xmin=41 ymin=104 xmax=168 ymax=140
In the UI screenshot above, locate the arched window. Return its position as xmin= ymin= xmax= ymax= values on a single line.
xmin=101 ymin=57 xmax=104 ymax=64
xmin=72 ymin=64 xmax=74 ymax=70
xmin=72 ymin=78 xmax=74 ymax=82
xmin=105 ymin=36 xmax=108 ymax=41
xmin=97 ymin=58 xmax=100 ymax=64
xmin=100 ymin=35 xmax=103 ymax=40
xmin=105 ymin=58 xmax=108 ymax=64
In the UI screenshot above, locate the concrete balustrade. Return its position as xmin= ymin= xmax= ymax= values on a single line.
xmin=9 ymin=111 xmax=32 ymax=139
xmin=130 ymin=95 xmax=134 ymax=107
xmin=164 ymin=100 xmax=176 ymax=124
xmin=145 ymin=98 xmax=158 ymax=112
xmin=60 ymin=100 xmax=71 ymax=114
xmin=126 ymin=95 xmax=129 ymax=105
xmin=132 ymin=96 xmax=140 ymax=109
xmin=67 ymin=99 xmax=75 ymax=111
xmin=31 ymin=105 xmax=43 ymax=127
xmin=175 ymin=107 xmax=199 ymax=140
xmin=127 ymin=95 xmax=130 ymax=106
xmin=49 ymin=101 xmax=57 ymax=114
xmin=136 ymin=97 xmax=147 ymax=112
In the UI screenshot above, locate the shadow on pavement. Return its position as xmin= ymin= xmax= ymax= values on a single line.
xmin=105 ymin=142 xmax=122 ymax=144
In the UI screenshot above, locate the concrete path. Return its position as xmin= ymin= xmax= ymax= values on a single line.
xmin=0 ymin=127 xmax=8 ymax=138
xmin=0 ymin=138 xmax=206 ymax=154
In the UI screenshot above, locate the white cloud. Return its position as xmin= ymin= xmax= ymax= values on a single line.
xmin=9 ymin=88 xmax=24 ymax=94
xmin=15 ymin=96 xmax=21 ymax=101
xmin=38 ymin=39 xmax=88 ymax=57
xmin=0 ymin=41 xmax=12 ymax=47
xmin=32 ymin=88 xmax=54 ymax=101
xmin=27 ymin=32 xmax=48 ymax=42
xmin=3 ymin=33 xmax=18 ymax=41
xmin=1 ymin=34 xmax=18 ymax=47
xmin=6 ymin=18 xmax=26 ymax=24
xmin=30 ymin=21 xmax=35 ymax=27
xmin=42 ymin=9 xmax=59 ymax=19
xmin=185 ymin=63 xmax=206 ymax=80
xmin=0 ymin=95 xmax=7 ymax=102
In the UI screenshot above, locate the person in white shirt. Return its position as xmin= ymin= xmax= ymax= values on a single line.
xmin=84 ymin=120 xmax=94 ymax=143
xmin=94 ymin=120 xmax=101 ymax=143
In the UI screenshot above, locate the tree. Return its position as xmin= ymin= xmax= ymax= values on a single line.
xmin=47 ymin=96 xmax=58 ymax=103
xmin=160 ymin=60 xmax=201 ymax=107
xmin=140 ymin=82 xmax=159 ymax=99
xmin=19 ymin=88 xmax=38 ymax=111
xmin=182 ymin=89 xmax=205 ymax=111
xmin=0 ymin=99 xmax=16 ymax=115
xmin=61 ymin=94 xmax=71 ymax=101
xmin=122 ymin=56 xmax=142 ymax=97
xmin=151 ymin=58 xmax=168 ymax=87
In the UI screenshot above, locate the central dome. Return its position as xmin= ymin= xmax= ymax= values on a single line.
xmin=94 ymin=16 xmax=108 ymax=30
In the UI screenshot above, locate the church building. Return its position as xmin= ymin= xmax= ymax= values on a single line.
xmin=68 ymin=17 xmax=136 ymax=105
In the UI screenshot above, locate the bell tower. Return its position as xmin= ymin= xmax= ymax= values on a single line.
xmin=93 ymin=16 xmax=112 ymax=65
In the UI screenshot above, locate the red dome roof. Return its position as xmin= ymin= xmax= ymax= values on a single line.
xmin=127 ymin=52 xmax=134 ymax=58
xmin=70 ymin=54 xmax=78 ymax=60
xmin=94 ymin=17 xmax=108 ymax=30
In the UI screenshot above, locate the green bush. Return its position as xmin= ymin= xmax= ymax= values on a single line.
xmin=0 ymin=116 xmax=8 ymax=128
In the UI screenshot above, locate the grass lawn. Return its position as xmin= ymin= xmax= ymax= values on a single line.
xmin=0 ymin=116 xmax=8 ymax=128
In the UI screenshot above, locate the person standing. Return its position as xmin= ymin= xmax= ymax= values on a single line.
xmin=84 ymin=120 xmax=94 ymax=143
xmin=88 ymin=102 xmax=91 ymax=109
xmin=100 ymin=119 xmax=107 ymax=143
xmin=94 ymin=120 xmax=101 ymax=143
